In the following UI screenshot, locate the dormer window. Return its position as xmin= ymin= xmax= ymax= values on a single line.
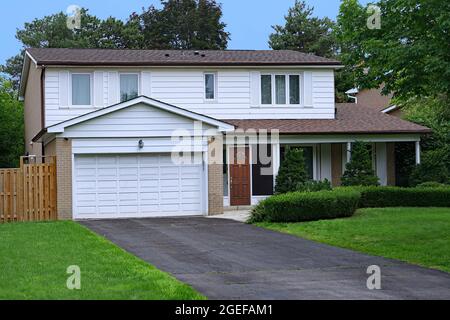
xmin=71 ymin=74 xmax=91 ymax=106
xmin=261 ymin=74 xmax=301 ymax=105
xmin=120 ymin=73 xmax=139 ymax=102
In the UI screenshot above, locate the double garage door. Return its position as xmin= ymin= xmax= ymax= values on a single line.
xmin=74 ymin=154 xmax=205 ymax=219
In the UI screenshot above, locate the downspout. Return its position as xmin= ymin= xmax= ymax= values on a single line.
xmin=347 ymin=93 xmax=357 ymax=104
xmin=40 ymin=66 xmax=46 ymax=157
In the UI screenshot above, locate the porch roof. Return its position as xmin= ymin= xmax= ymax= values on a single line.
xmin=228 ymin=103 xmax=431 ymax=135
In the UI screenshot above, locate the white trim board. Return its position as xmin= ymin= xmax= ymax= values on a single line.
xmin=47 ymin=96 xmax=235 ymax=134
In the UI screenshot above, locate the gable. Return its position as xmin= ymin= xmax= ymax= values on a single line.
xmin=60 ymin=103 xmax=217 ymax=138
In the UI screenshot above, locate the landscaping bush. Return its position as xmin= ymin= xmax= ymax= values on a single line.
xmin=248 ymin=189 xmax=360 ymax=223
xmin=274 ymin=147 xmax=309 ymax=194
xmin=296 ymin=179 xmax=332 ymax=192
xmin=341 ymin=141 xmax=379 ymax=186
xmin=357 ymin=186 xmax=450 ymax=208
xmin=409 ymin=147 xmax=450 ymax=186
xmin=416 ymin=182 xmax=448 ymax=188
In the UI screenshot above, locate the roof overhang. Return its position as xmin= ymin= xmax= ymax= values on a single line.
xmin=41 ymin=96 xmax=234 ymax=137
xmin=19 ymin=52 xmax=33 ymax=98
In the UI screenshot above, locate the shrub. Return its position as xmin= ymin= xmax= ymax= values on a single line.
xmin=416 ymin=182 xmax=448 ymax=188
xmin=341 ymin=141 xmax=379 ymax=186
xmin=409 ymin=147 xmax=450 ymax=186
xmin=357 ymin=186 xmax=450 ymax=208
xmin=248 ymin=189 xmax=360 ymax=223
xmin=274 ymin=147 xmax=309 ymax=194
xmin=297 ymin=179 xmax=332 ymax=192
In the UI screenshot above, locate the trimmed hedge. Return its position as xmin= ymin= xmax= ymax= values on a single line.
xmin=357 ymin=186 xmax=450 ymax=208
xmin=249 ymin=189 xmax=361 ymax=223
xmin=250 ymin=186 xmax=450 ymax=223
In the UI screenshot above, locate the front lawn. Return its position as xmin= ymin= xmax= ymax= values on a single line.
xmin=256 ymin=207 xmax=450 ymax=273
xmin=0 ymin=221 xmax=204 ymax=300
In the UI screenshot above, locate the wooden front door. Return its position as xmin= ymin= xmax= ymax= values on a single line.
xmin=230 ymin=146 xmax=251 ymax=206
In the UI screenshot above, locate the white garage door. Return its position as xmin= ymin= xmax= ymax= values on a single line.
xmin=74 ymin=154 xmax=205 ymax=219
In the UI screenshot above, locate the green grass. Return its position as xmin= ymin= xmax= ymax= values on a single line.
xmin=0 ymin=221 xmax=205 ymax=300
xmin=256 ymin=207 xmax=450 ymax=273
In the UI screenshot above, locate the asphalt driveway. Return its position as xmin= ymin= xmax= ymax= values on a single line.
xmin=81 ymin=217 xmax=450 ymax=300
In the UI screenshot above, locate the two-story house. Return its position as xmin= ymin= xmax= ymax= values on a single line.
xmin=19 ymin=48 xmax=430 ymax=220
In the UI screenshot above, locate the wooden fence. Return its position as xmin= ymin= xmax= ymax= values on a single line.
xmin=0 ymin=156 xmax=57 ymax=223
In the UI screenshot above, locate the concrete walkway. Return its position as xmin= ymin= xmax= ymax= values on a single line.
xmin=81 ymin=217 xmax=450 ymax=300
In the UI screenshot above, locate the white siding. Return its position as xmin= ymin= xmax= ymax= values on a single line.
xmin=61 ymin=103 xmax=216 ymax=138
xmin=44 ymin=67 xmax=336 ymax=126
xmin=72 ymin=138 xmax=207 ymax=154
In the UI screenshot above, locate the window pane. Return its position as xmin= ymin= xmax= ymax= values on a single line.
xmin=261 ymin=75 xmax=272 ymax=104
xmin=289 ymin=75 xmax=300 ymax=104
xmin=252 ymin=144 xmax=274 ymax=196
xmin=205 ymin=74 xmax=215 ymax=99
xmin=275 ymin=75 xmax=286 ymax=104
xmin=120 ymin=74 xmax=139 ymax=102
xmin=72 ymin=74 xmax=91 ymax=105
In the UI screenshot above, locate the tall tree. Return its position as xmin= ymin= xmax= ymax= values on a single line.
xmin=335 ymin=0 xmax=450 ymax=102
xmin=0 ymin=77 xmax=24 ymax=168
xmin=134 ymin=0 xmax=230 ymax=50
xmin=269 ymin=0 xmax=336 ymax=58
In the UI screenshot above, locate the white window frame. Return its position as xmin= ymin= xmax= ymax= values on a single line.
xmin=119 ymin=73 xmax=140 ymax=102
xmin=204 ymin=72 xmax=217 ymax=102
xmin=260 ymin=72 xmax=303 ymax=107
xmin=69 ymin=72 xmax=93 ymax=108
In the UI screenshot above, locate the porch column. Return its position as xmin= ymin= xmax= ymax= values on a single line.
xmin=272 ymin=143 xmax=280 ymax=187
xmin=415 ymin=141 xmax=421 ymax=165
xmin=346 ymin=142 xmax=352 ymax=163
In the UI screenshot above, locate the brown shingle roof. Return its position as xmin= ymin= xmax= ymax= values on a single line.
xmin=26 ymin=48 xmax=341 ymax=66
xmin=227 ymin=103 xmax=430 ymax=134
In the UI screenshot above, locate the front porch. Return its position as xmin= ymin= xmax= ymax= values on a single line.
xmin=219 ymin=134 xmax=422 ymax=208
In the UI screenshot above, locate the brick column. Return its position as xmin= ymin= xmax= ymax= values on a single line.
xmin=207 ymin=135 xmax=224 ymax=216
xmin=55 ymin=139 xmax=73 ymax=220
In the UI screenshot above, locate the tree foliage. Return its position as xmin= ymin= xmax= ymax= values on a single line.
xmin=269 ymin=0 xmax=336 ymax=58
xmin=335 ymin=0 xmax=450 ymax=102
xmin=132 ymin=0 xmax=229 ymax=50
xmin=0 ymin=77 xmax=24 ymax=168
xmin=275 ymin=147 xmax=309 ymax=194
xmin=341 ymin=141 xmax=379 ymax=186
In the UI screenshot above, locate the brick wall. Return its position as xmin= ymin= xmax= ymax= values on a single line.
xmin=208 ymin=135 xmax=224 ymax=215
xmin=55 ymin=139 xmax=72 ymax=220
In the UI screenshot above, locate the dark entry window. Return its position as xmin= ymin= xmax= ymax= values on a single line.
xmin=252 ymin=144 xmax=274 ymax=196
xmin=280 ymin=146 xmax=314 ymax=180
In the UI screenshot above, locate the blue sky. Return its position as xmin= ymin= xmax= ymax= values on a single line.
xmin=0 ymin=0 xmax=368 ymax=65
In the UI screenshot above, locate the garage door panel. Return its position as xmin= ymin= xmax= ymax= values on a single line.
xmin=74 ymin=153 xmax=204 ymax=219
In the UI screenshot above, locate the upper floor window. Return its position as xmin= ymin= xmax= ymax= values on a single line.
xmin=72 ymin=74 xmax=91 ymax=106
xmin=204 ymin=73 xmax=216 ymax=100
xmin=261 ymin=74 xmax=301 ymax=105
xmin=120 ymin=74 xmax=139 ymax=102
